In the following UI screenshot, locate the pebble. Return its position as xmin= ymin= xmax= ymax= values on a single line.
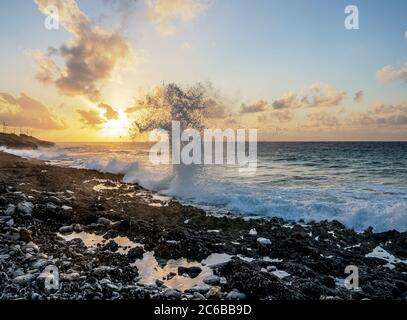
xmin=47 ymin=196 xmax=61 ymax=204
xmin=17 ymin=201 xmax=34 ymax=216
xmin=226 ymin=289 xmax=247 ymax=300
xmin=73 ymin=224 xmax=82 ymax=232
xmin=192 ymin=292 xmax=206 ymax=300
xmin=13 ymin=274 xmax=36 ymax=286
xmin=178 ymin=266 xmax=202 ymax=279
xmin=97 ymin=217 xmax=112 ymax=226
xmin=0 ymin=196 xmax=7 ymax=206
xmin=206 ymin=286 xmax=222 ymax=299
xmin=59 ymin=225 xmax=73 ymax=234
xmin=203 ymin=275 xmax=221 ymax=285
xmin=19 ymin=228 xmax=33 ymax=243
xmin=163 ymin=288 xmax=181 ymax=299
xmin=257 ymin=237 xmax=272 ymax=246
xmin=61 ymin=272 xmax=81 ymax=281
xmin=5 ymin=204 xmax=16 ymax=216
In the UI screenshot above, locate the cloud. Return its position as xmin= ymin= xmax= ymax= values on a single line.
xmin=240 ymin=99 xmax=269 ymax=113
xmin=272 ymin=109 xmax=293 ymax=121
xmin=77 ymin=109 xmax=105 ymax=126
xmin=148 ymin=0 xmax=206 ymax=35
xmin=270 ymin=84 xmax=347 ymax=111
xmin=182 ymin=42 xmax=193 ymax=49
xmin=272 ymin=92 xmax=304 ymax=110
xmin=203 ymin=98 xmax=228 ymax=119
xmin=370 ymin=103 xmax=407 ymax=115
xmin=33 ymin=0 xmax=132 ymax=102
xmin=98 ymin=103 xmax=119 ymax=120
xmin=308 ymin=112 xmax=341 ymax=127
xmin=349 ymin=103 xmax=407 ymax=128
xmin=309 ymin=82 xmax=321 ymax=92
xmin=376 ymin=63 xmax=407 ymax=83
xmin=0 ymin=93 xmax=64 ymax=130
xmin=354 ymin=90 xmax=364 ymax=103
xmin=405 ymin=31 xmax=407 ymax=40
xmin=103 ymin=0 xmax=138 ymax=14
xmin=309 ymin=86 xmax=347 ymax=108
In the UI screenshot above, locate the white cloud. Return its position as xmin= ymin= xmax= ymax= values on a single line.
xmin=148 ymin=0 xmax=207 ymax=35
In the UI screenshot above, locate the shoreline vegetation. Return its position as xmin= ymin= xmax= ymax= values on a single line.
xmin=0 ymin=150 xmax=406 ymax=300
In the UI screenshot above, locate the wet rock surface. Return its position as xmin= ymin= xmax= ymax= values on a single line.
xmin=0 ymin=152 xmax=406 ymax=300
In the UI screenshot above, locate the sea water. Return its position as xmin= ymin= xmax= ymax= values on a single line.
xmin=3 ymin=141 xmax=407 ymax=232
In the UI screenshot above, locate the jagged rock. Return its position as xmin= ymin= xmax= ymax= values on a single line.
xmin=178 ymin=266 xmax=202 ymax=278
xmin=104 ymin=240 xmax=119 ymax=252
xmin=19 ymin=228 xmax=33 ymax=243
xmin=127 ymin=247 xmax=144 ymax=261
xmin=0 ymin=182 xmax=7 ymax=194
xmin=0 ymin=196 xmax=7 ymax=206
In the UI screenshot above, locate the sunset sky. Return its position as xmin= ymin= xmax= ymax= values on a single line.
xmin=1 ymin=0 xmax=407 ymax=142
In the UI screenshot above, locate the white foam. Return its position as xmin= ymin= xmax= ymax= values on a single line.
xmin=3 ymin=144 xmax=407 ymax=232
xmin=365 ymin=246 xmax=407 ymax=269
xmin=271 ymin=270 xmax=291 ymax=279
xmin=133 ymin=252 xmax=213 ymax=291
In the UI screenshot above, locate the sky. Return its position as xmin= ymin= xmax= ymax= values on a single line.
xmin=0 ymin=0 xmax=407 ymax=142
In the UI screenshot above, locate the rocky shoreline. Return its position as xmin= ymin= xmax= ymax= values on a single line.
xmin=0 ymin=133 xmax=54 ymax=150
xmin=0 ymin=151 xmax=406 ymax=300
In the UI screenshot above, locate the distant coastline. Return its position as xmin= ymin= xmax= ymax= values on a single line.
xmin=0 ymin=133 xmax=54 ymax=149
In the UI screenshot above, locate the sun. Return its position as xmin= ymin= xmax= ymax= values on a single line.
xmin=100 ymin=112 xmax=132 ymax=140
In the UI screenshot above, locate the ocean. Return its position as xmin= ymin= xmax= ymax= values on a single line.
xmin=3 ymin=141 xmax=407 ymax=232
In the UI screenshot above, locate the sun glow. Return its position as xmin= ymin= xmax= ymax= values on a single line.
xmin=100 ymin=112 xmax=132 ymax=140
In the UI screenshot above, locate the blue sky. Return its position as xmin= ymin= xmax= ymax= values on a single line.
xmin=0 ymin=0 xmax=407 ymax=141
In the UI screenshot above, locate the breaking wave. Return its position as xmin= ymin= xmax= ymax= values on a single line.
xmin=2 ymin=142 xmax=407 ymax=233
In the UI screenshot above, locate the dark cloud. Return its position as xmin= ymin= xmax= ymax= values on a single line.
xmin=202 ymin=98 xmax=228 ymax=119
xmin=272 ymin=92 xmax=303 ymax=110
xmin=354 ymin=90 xmax=364 ymax=103
xmin=33 ymin=0 xmax=132 ymax=102
xmin=240 ymin=100 xmax=269 ymax=114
